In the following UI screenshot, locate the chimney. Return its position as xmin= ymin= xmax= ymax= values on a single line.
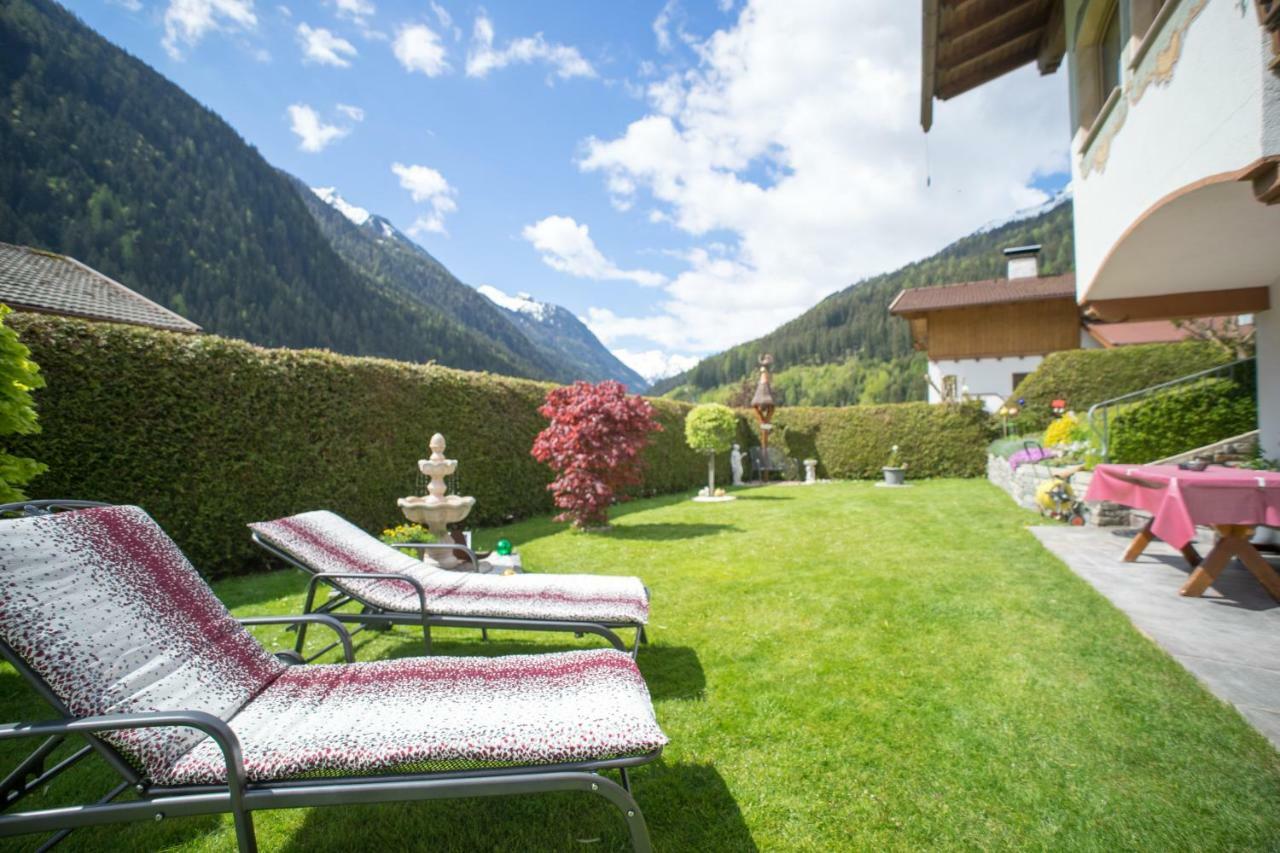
xmin=1003 ymin=244 xmax=1041 ymax=280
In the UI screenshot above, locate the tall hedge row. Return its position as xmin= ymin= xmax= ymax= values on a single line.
xmin=1108 ymin=377 xmax=1257 ymax=463
xmin=1011 ymin=341 xmax=1234 ymax=430
xmin=9 ymin=315 xmax=711 ymax=576
xmin=744 ymin=401 xmax=995 ymax=479
xmin=10 ymin=315 xmax=997 ymax=577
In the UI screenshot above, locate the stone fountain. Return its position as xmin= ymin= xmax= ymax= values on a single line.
xmin=397 ymin=433 xmax=475 ymax=568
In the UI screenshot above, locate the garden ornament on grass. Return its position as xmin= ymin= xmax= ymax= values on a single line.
xmin=882 ymin=444 xmax=908 ymax=487
xmin=730 ymin=444 xmax=745 ymax=486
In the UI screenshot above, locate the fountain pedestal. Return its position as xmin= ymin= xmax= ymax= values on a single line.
xmin=397 ymin=433 xmax=476 ymax=568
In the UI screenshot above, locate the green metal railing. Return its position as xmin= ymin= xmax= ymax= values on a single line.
xmin=1086 ymin=357 xmax=1256 ymax=461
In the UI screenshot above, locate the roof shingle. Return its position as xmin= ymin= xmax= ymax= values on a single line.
xmin=889 ymin=272 xmax=1077 ymax=316
xmin=0 ymin=243 xmax=199 ymax=333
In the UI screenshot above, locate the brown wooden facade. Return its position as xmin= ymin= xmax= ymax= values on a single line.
xmin=905 ymin=298 xmax=1081 ymax=360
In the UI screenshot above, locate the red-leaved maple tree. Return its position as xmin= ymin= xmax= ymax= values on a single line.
xmin=531 ymin=380 xmax=662 ymax=529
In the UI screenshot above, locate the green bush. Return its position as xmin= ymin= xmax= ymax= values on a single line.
xmin=685 ymin=403 xmax=738 ymax=453
xmin=9 ymin=314 xmax=712 ymax=576
xmin=748 ymin=401 xmax=994 ymax=479
xmin=0 ymin=306 xmax=46 ymax=502
xmin=1011 ymin=341 xmax=1233 ymax=430
xmin=1108 ymin=377 xmax=1257 ymax=464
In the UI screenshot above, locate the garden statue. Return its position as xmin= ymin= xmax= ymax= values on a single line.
xmin=730 ymin=444 xmax=745 ymax=486
xmin=804 ymin=459 xmax=818 ymax=484
xmin=686 ymin=403 xmax=738 ymax=503
xmin=397 ymin=433 xmax=476 ymax=567
xmin=751 ymin=354 xmax=777 ymax=481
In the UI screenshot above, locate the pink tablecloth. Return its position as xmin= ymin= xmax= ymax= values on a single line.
xmin=1084 ymin=465 xmax=1280 ymax=549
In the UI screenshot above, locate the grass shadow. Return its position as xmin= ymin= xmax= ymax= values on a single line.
xmin=603 ymin=523 xmax=737 ymax=541
xmin=280 ymin=761 xmax=754 ymax=853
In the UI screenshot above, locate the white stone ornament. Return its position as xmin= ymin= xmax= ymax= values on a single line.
xmin=397 ymin=433 xmax=476 ymax=567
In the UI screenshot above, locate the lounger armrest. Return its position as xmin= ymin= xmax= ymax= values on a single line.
xmin=237 ymin=614 xmax=355 ymax=662
xmin=308 ymin=571 xmax=432 ymax=616
xmin=0 ymin=710 xmax=250 ymax=796
xmin=397 ymin=542 xmax=481 ymax=572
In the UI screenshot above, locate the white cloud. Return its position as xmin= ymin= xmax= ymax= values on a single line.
xmin=466 ymin=13 xmax=595 ymax=80
xmin=393 ymin=23 xmax=449 ymax=76
xmin=578 ymin=0 xmax=1068 ymax=356
xmin=286 ymin=104 xmax=354 ymax=152
xmin=335 ymin=103 xmax=365 ymax=121
xmin=109 ymin=0 xmax=143 ymax=12
xmin=610 ymin=348 xmax=701 ymax=383
xmin=329 ymin=0 xmax=373 ymax=23
xmin=522 ymin=216 xmax=665 ymax=287
xmin=297 ymin=23 xmax=357 ymax=67
xmin=392 ymin=162 xmax=458 ymax=234
xmin=162 ymin=0 xmax=257 ymax=59
xmin=431 ymin=1 xmax=462 ymax=40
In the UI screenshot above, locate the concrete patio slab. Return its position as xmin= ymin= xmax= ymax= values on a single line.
xmin=1031 ymin=524 xmax=1280 ymax=750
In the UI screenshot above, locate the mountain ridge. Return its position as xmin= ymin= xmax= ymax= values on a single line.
xmin=295 ymin=180 xmax=648 ymax=390
xmin=652 ymin=197 xmax=1074 ymax=401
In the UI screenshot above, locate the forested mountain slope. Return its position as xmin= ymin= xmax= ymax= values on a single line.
xmin=654 ymin=198 xmax=1073 ymax=403
xmin=0 ymin=0 xmax=538 ymax=377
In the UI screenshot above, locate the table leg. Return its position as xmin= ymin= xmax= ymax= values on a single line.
xmin=1234 ymin=536 xmax=1280 ymax=602
xmin=1179 ymin=543 xmax=1203 ymax=568
xmin=1180 ymin=526 xmax=1280 ymax=601
xmin=1123 ymin=518 xmax=1155 ymax=562
xmin=1179 ymin=533 xmax=1235 ymax=597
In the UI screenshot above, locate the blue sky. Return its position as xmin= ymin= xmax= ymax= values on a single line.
xmin=69 ymin=0 xmax=1069 ymax=381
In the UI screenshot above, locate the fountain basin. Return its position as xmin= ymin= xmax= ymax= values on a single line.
xmin=397 ymin=495 xmax=475 ymax=526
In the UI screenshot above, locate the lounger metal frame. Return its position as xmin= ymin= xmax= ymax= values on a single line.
xmin=0 ymin=501 xmax=659 ymax=852
xmin=250 ymin=531 xmax=649 ymax=659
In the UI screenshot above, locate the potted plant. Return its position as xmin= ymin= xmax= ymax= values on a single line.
xmin=685 ymin=403 xmax=739 ymax=501
xmin=882 ymin=444 xmax=907 ymax=486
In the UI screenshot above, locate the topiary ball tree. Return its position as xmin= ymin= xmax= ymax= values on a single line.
xmin=685 ymin=403 xmax=738 ymax=494
xmin=0 ymin=306 xmax=46 ymax=502
xmin=531 ymin=380 xmax=662 ymax=529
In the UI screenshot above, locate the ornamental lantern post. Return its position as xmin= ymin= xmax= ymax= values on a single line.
xmin=751 ymin=354 xmax=777 ymax=481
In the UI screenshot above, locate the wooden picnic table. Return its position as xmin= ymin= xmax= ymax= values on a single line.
xmin=1084 ymin=464 xmax=1280 ymax=600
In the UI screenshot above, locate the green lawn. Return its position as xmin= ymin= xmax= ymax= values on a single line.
xmin=4 ymin=480 xmax=1280 ymax=850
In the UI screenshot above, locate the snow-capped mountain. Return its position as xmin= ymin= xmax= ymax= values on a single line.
xmin=976 ymin=185 xmax=1073 ymax=235
xmin=477 ymin=285 xmax=647 ymax=391
xmin=296 ymin=176 xmax=647 ymax=390
xmin=310 ymin=186 xmax=370 ymax=227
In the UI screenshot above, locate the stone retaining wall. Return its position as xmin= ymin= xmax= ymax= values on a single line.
xmin=986 ymin=454 xmax=1131 ymax=526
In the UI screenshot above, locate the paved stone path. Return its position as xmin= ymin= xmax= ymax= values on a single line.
xmin=1031 ymin=524 xmax=1280 ymax=750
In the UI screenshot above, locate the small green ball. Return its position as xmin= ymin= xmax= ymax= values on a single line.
xmin=495 ymin=538 xmax=513 ymax=556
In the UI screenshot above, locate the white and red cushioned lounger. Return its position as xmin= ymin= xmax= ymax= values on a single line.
xmin=0 ymin=502 xmax=666 ymax=852
xmin=249 ymin=510 xmax=651 ymax=656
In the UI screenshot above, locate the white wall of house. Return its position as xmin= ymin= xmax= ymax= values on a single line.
xmin=1070 ymin=0 xmax=1273 ymax=298
xmin=928 ymin=356 xmax=1046 ymax=413
xmin=1257 ymin=282 xmax=1280 ymax=462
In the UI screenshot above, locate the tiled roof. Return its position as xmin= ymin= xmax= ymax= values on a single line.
xmin=1086 ymin=318 xmax=1249 ymax=348
xmin=0 ymin=243 xmax=199 ymax=333
xmin=888 ymin=272 xmax=1077 ymax=315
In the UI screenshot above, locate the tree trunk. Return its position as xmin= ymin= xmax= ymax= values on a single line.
xmin=707 ymin=452 xmax=716 ymax=493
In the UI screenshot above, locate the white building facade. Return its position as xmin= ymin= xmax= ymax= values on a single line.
xmin=923 ymin=0 xmax=1280 ymax=457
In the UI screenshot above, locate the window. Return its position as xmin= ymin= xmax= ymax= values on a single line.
xmin=942 ymin=375 xmax=958 ymax=403
xmin=1099 ymin=5 xmax=1123 ymax=101
xmin=1011 ymin=373 xmax=1030 ymax=393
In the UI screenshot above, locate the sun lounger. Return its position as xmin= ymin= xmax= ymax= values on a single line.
xmin=250 ymin=510 xmax=651 ymax=657
xmin=0 ymin=501 xmax=666 ymax=852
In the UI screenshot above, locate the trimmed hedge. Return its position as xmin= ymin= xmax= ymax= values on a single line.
xmin=1109 ymin=377 xmax=1257 ymax=464
xmin=10 ymin=314 xmax=998 ymax=576
xmin=10 ymin=315 xmax=711 ymax=576
xmin=745 ymin=401 xmax=995 ymax=479
xmin=1011 ymin=341 xmax=1233 ymax=430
